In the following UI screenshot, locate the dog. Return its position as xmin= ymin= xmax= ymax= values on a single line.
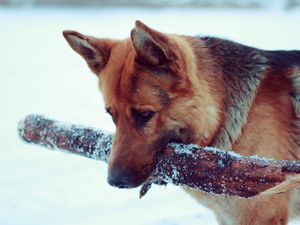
xmin=63 ymin=20 xmax=300 ymax=225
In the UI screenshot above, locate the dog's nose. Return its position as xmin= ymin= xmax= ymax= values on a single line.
xmin=107 ymin=169 xmax=132 ymax=189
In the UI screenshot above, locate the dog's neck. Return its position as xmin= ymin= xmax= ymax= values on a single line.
xmin=188 ymin=36 xmax=268 ymax=150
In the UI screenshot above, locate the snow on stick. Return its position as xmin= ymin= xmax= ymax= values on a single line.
xmin=18 ymin=114 xmax=112 ymax=163
xmin=18 ymin=114 xmax=300 ymax=199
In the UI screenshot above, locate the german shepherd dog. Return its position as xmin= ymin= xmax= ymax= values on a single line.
xmin=63 ymin=21 xmax=300 ymax=225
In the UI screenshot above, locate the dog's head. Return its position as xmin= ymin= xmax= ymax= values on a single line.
xmin=63 ymin=21 xmax=220 ymax=188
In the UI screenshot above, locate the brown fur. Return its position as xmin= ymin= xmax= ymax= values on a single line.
xmin=63 ymin=21 xmax=300 ymax=225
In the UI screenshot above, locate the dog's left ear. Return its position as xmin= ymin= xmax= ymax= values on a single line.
xmin=63 ymin=30 xmax=116 ymax=76
xmin=131 ymin=21 xmax=176 ymax=67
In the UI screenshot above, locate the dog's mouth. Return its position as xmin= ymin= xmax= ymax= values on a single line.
xmin=160 ymin=127 xmax=193 ymax=147
xmin=141 ymin=129 xmax=193 ymax=183
xmin=108 ymin=128 xmax=194 ymax=190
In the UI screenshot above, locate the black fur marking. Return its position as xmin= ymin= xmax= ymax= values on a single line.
xmin=264 ymin=50 xmax=300 ymax=71
xmin=200 ymin=37 xmax=268 ymax=149
xmin=152 ymin=84 xmax=171 ymax=107
xmin=200 ymin=36 xmax=300 ymax=150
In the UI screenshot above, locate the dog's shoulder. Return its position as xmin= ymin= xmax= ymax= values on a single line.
xmin=194 ymin=36 xmax=300 ymax=151
xmin=195 ymin=37 xmax=268 ymax=149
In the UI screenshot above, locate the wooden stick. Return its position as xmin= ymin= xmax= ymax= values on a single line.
xmin=18 ymin=114 xmax=300 ymax=198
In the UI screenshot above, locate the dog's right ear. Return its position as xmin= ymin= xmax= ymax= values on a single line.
xmin=63 ymin=30 xmax=116 ymax=76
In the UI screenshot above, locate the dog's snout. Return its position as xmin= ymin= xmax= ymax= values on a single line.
xmin=107 ymin=169 xmax=132 ymax=189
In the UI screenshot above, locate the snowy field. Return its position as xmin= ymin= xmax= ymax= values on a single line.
xmin=1 ymin=6 xmax=300 ymax=225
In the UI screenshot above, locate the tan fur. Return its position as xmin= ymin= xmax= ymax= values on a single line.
xmin=185 ymin=68 xmax=300 ymax=224
xmin=63 ymin=21 xmax=300 ymax=225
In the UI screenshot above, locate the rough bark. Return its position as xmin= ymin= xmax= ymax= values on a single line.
xmin=18 ymin=114 xmax=300 ymax=198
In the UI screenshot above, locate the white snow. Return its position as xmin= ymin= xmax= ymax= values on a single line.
xmin=167 ymin=143 xmax=199 ymax=155
xmin=1 ymin=6 xmax=300 ymax=225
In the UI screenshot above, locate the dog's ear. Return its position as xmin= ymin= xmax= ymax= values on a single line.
xmin=131 ymin=21 xmax=175 ymax=67
xmin=63 ymin=30 xmax=116 ymax=75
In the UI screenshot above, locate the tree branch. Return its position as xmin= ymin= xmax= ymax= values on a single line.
xmin=18 ymin=114 xmax=300 ymax=198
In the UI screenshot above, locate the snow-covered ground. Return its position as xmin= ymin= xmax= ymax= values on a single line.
xmin=1 ymin=6 xmax=300 ymax=225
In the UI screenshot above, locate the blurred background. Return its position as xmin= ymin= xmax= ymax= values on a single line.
xmin=1 ymin=1 xmax=300 ymax=225
xmin=1 ymin=0 xmax=300 ymax=9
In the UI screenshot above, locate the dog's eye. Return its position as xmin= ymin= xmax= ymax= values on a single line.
xmin=131 ymin=108 xmax=155 ymax=128
xmin=140 ymin=111 xmax=154 ymax=119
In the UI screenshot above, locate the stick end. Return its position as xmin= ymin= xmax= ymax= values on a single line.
xmin=17 ymin=118 xmax=26 ymax=139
